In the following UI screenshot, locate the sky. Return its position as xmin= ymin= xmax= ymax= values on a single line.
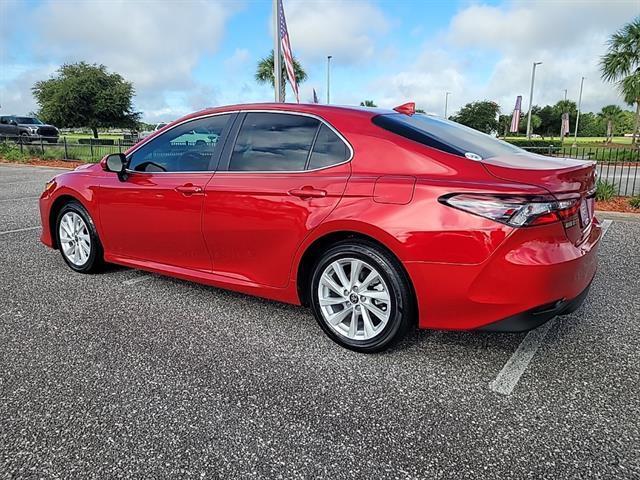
xmin=1 ymin=0 xmax=638 ymax=123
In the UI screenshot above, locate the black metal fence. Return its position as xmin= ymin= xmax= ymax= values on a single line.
xmin=0 ymin=134 xmax=138 ymax=163
xmin=522 ymin=146 xmax=640 ymax=197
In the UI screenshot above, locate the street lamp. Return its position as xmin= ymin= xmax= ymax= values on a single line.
xmin=326 ymin=55 xmax=332 ymax=104
xmin=526 ymin=61 xmax=542 ymax=139
xmin=444 ymin=92 xmax=451 ymax=119
xmin=572 ymin=76 xmax=585 ymax=148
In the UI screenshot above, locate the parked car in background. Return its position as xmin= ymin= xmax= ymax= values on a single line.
xmin=38 ymin=102 xmax=601 ymax=352
xmin=139 ymin=122 xmax=168 ymax=139
xmin=0 ymin=115 xmax=59 ymax=143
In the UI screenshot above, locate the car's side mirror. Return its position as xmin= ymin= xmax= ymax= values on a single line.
xmin=101 ymin=153 xmax=128 ymax=182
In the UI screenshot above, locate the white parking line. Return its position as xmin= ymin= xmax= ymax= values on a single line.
xmin=489 ymin=219 xmax=613 ymax=395
xmin=0 ymin=226 xmax=41 ymax=235
xmin=123 ymin=274 xmax=153 ymax=285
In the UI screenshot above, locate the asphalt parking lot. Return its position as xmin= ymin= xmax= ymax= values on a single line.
xmin=1 ymin=163 xmax=639 ymax=479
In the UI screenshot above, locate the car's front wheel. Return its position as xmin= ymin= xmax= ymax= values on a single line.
xmin=56 ymin=201 xmax=104 ymax=273
xmin=310 ymin=240 xmax=414 ymax=353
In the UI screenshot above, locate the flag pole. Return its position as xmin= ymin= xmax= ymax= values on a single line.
xmin=273 ymin=0 xmax=282 ymax=102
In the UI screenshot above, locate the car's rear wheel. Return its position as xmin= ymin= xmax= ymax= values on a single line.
xmin=310 ymin=240 xmax=414 ymax=353
xmin=56 ymin=201 xmax=104 ymax=273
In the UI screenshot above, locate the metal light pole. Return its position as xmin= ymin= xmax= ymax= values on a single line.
xmin=563 ymin=89 xmax=567 ymax=101
xmin=273 ymin=0 xmax=282 ymax=102
xmin=444 ymin=92 xmax=451 ymax=119
xmin=572 ymin=76 xmax=585 ymax=148
xmin=526 ymin=61 xmax=542 ymax=139
xmin=326 ymin=55 xmax=332 ymax=104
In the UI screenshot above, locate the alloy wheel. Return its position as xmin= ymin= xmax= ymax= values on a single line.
xmin=317 ymin=257 xmax=392 ymax=341
xmin=59 ymin=211 xmax=91 ymax=267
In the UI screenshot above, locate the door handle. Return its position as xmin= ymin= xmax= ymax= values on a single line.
xmin=288 ymin=186 xmax=327 ymax=199
xmin=175 ymin=184 xmax=203 ymax=195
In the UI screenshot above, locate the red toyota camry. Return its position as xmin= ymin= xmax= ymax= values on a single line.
xmin=39 ymin=103 xmax=601 ymax=352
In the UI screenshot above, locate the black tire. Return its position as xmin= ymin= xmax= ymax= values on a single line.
xmin=55 ymin=200 xmax=104 ymax=273
xmin=309 ymin=240 xmax=415 ymax=353
xmin=19 ymin=133 xmax=30 ymax=144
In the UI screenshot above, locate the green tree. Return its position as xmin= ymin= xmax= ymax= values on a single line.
xmin=32 ymin=62 xmax=140 ymax=138
xmin=450 ymin=101 xmax=500 ymax=134
xmin=360 ymin=100 xmax=377 ymax=107
xmin=600 ymin=17 xmax=640 ymax=145
xmin=598 ymin=105 xmax=625 ymax=142
xmin=255 ymin=50 xmax=308 ymax=102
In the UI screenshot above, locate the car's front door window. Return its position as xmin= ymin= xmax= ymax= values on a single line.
xmin=128 ymin=115 xmax=230 ymax=173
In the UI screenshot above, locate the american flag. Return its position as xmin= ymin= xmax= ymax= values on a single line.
xmin=278 ymin=0 xmax=299 ymax=103
xmin=510 ymin=95 xmax=522 ymax=133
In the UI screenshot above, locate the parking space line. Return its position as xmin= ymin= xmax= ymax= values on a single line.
xmin=0 ymin=226 xmax=40 ymax=236
xmin=489 ymin=219 xmax=614 ymax=396
xmin=123 ymin=274 xmax=153 ymax=285
xmin=0 ymin=180 xmax=46 ymax=185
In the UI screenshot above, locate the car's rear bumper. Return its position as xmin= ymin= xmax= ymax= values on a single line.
xmin=405 ymin=219 xmax=601 ymax=331
xmin=478 ymin=278 xmax=592 ymax=332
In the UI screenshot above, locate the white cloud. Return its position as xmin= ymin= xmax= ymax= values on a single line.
xmin=367 ymin=0 xmax=639 ymax=115
xmin=33 ymin=0 xmax=235 ymax=91
xmin=284 ymin=0 xmax=389 ymax=64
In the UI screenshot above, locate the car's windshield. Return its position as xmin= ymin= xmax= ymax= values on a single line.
xmin=15 ymin=117 xmax=44 ymax=125
xmin=373 ymin=113 xmax=525 ymax=160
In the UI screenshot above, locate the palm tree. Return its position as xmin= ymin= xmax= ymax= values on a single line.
xmin=360 ymin=100 xmax=377 ymax=107
xmin=600 ymin=17 xmax=640 ymax=145
xmin=255 ymin=50 xmax=307 ymax=102
xmin=598 ymin=105 xmax=624 ymax=143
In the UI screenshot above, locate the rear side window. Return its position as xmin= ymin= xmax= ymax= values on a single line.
xmin=372 ymin=113 xmax=524 ymax=160
xmin=229 ymin=113 xmax=319 ymax=171
xmin=308 ymin=124 xmax=349 ymax=169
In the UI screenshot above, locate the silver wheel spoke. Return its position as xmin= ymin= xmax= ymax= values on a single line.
xmin=326 ymin=308 xmax=351 ymax=326
xmin=361 ymin=290 xmax=390 ymax=302
xmin=332 ymin=261 xmax=350 ymax=289
xmin=319 ymin=297 xmax=346 ymax=307
xmin=349 ymin=259 xmax=363 ymax=289
xmin=361 ymin=307 xmax=376 ymax=339
xmin=364 ymin=303 xmax=388 ymax=322
xmin=359 ymin=270 xmax=379 ymax=290
xmin=321 ymin=274 xmax=344 ymax=296
xmin=348 ymin=309 xmax=358 ymax=337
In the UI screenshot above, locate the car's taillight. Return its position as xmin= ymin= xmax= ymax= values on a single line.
xmin=439 ymin=193 xmax=580 ymax=227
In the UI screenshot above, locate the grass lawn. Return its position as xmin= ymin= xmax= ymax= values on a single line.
xmin=60 ymin=133 xmax=126 ymax=142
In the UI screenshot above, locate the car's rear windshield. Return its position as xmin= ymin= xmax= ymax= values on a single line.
xmin=372 ymin=113 xmax=525 ymax=160
xmin=15 ymin=117 xmax=43 ymax=125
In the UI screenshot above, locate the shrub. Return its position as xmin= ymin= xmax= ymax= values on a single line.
xmin=629 ymin=196 xmax=640 ymax=209
xmin=0 ymin=143 xmax=29 ymax=163
xmin=595 ymin=179 xmax=616 ymax=201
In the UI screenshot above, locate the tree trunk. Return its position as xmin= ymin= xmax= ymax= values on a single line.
xmin=91 ymin=127 xmax=99 ymax=139
xmin=607 ymin=120 xmax=612 ymax=144
xmin=633 ymin=100 xmax=640 ymax=147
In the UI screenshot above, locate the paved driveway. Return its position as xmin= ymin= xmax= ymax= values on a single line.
xmin=1 ymin=163 xmax=638 ymax=479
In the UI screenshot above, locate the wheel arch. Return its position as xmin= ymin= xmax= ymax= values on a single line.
xmin=295 ymin=229 xmax=417 ymax=315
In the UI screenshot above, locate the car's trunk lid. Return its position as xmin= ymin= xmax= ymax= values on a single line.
xmin=481 ymin=152 xmax=597 ymax=245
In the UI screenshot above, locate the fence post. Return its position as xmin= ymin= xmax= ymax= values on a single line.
xmin=64 ymin=137 xmax=68 ymax=159
xmin=118 ymin=139 xmax=122 ymax=154
xmin=20 ymin=139 xmax=23 ymax=154
xmin=40 ymin=136 xmax=45 ymax=156
xmin=90 ymin=140 xmax=94 ymax=162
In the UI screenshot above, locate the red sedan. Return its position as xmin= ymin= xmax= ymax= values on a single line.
xmin=39 ymin=103 xmax=601 ymax=352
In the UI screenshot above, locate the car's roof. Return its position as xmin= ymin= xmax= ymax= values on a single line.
xmin=177 ymin=103 xmax=397 ymax=123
